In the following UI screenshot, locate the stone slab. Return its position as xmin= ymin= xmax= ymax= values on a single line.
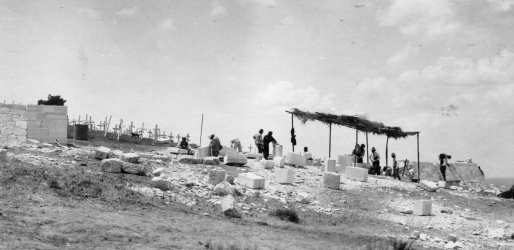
xmin=108 ymin=150 xmax=124 ymax=159
xmin=324 ymin=172 xmax=341 ymax=190
xmin=345 ymin=166 xmax=369 ymax=182
xmin=245 ymin=153 xmax=261 ymax=159
xmin=151 ymin=176 xmax=170 ymax=191
xmin=335 ymin=164 xmax=344 ymax=173
xmin=284 ymin=152 xmax=306 ymax=167
xmin=275 ymin=168 xmax=294 ymax=184
xmin=338 ymin=155 xmax=353 ymax=167
xmin=167 ymin=147 xmax=190 ymax=154
xmin=219 ymin=146 xmax=237 ymax=157
xmin=324 ymin=158 xmax=336 ymax=172
xmin=208 ymin=169 xmax=227 ymax=185
xmin=94 ymin=146 xmax=111 ymax=160
xmin=100 ymin=159 xmax=122 ymax=173
xmin=414 ymin=200 xmax=432 ymax=216
xmin=121 ymin=153 xmax=140 ymax=163
xmin=260 ymin=160 xmax=275 ymax=169
xmin=121 ymin=162 xmax=152 ymax=176
xmin=273 ymin=156 xmax=285 ymax=168
xmin=196 ymin=146 xmax=211 ymax=158
xmin=152 ymin=155 xmax=172 ymax=163
xmin=237 ymin=173 xmax=265 ymax=189
xmin=224 ymin=154 xmax=247 ymax=165
xmin=275 ymin=145 xmax=283 ymax=157
xmin=204 ymin=156 xmax=221 ymax=165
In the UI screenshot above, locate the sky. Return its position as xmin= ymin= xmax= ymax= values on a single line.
xmin=1 ymin=0 xmax=513 ymax=178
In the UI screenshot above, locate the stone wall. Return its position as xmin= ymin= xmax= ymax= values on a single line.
xmin=26 ymin=105 xmax=68 ymax=143
xmin=0 ymin=104 xmax=27 ymax=147
xmin=0 ymin=104 xmax=68 ymax=146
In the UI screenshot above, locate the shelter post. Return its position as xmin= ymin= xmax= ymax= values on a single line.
xmin=366 ymin=132 xmax=369 ymax=164
xmin=417 ymin=132 xmax=420 ymax=181
xmin=329 ymin=123 xmax=332 ymax=158
xmin=354 ymin=129 xmax=358 ymax=167
xmin=386 ymin=136 xmax=389 ymax=166
xmin=200 ymin=114 xmax=204 ymax=147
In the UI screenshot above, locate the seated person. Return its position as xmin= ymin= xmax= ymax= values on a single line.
xmin=177 ymin=137 xmax=194 ymax=155
xmin=301 ymin=147 xmax=313 ymax=160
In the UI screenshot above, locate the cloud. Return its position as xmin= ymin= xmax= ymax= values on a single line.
xmin=255 ymin=81 xmax=336 ymax=112
xmin=388 ymin=44 xmax=420 ymax=64
xmin=116 ymin=7 xmax=138 ymax=17
xmin=210 ymin=1 xmax=227 ymax=16
xmin=377 ymin=0 xmax=461 ymax=38
xmin=159 ymin=19 xmax=176 ymax=30
xmin=488 ymin=0 xmax=514 ymax=11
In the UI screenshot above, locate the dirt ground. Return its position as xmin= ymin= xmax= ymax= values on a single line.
xmin=1 ymin=134 xmax=513 ymax=250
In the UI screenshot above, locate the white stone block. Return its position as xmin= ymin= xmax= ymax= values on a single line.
xmin=196 ymin=146 xmax=211 ymax=158
xmin=121 ymin=153 xmax=140 ymax=163
xmin=108 ymin=150 xmax=124 ymax=159
xmin=296 ymin=192 xmax=312 ymax=204
xmin=338 ymin=155 xmax=353 ymax=167
xmin=208 ymin=169 xmax=227 ymax=185
xmin=284 ymin=152 xmax=306 ymax=167
xmin=345 ymin=166 xmax=369 ymax=182
xmin=356 ymin=163 xmax=371 ymax=169
xmin=335 ymin=164 xmax=344 ymax=173
xmin=100 ymin=159 xmax=122 ymax=173
xmin=224 ymin=154 xmax=247 ymax=165
xmin=275 ymin=168 xmax=294 ymax=184
xmin=414 ymin=200 xmax=432 ymax=216
xmin=273 ymin=156 xmax=285 ymax=168
xmin=260 ymin=160 xmax=275 ymax=169
xmin=324 ymin=172 xmax=341 ymax=190
xmin=204 ymin=156 xmax=221 ymax=165
xmin=219 ymin=146 xmax=237 ymax=157
xmin=95 ymin=146 xmax=111 ymax=160
xmin=275 ymin=145 xmax=283 ymax=157
xmin=151 ymin=176 xmax=170 ymax=191
xmin=324 ymin=158 xmax=336 ymax=172
xmin=305 ymin=160 xmax=313 ymax=166
xmin=237 ymin=173 xmax=265 ymax=189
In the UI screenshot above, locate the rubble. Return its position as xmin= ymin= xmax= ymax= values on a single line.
xmin=213 ymin=181 xmax=241 ymax=196
xmin=95 ymin=146 xmax=111 ymax=160
xmin=121 ymin=162 xmax=152 ymax=176
xmin=100 ymin=159 xmax=122 ymax=173
xmin=220 ymin=195 xmax=242 ymax=218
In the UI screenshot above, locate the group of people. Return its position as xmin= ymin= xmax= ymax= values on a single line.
xmin=253 ymin=129 xmax=279 ymax=160
xmin=352 ymin=144 xmax=402 ymax=180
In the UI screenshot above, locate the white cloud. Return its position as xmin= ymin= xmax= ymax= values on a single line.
xmin=159 ymin=19 xmax=176 ymax=30
xmin=488 ymin=0 xmax=514 ymax=11
xmin=388 ymin=44 xmax=420 ymax=64
xmin=255 ymin=81 xmax=336 ymax=112
xmin=210 ymin=1 xmax=227 ymax=16
xmin=377 ymin=0 xmax=461 ymax=38
xmin=116 ymin=7 xmax=138 ymax=17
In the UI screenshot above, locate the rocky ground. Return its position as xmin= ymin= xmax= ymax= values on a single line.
xmin=1 ymin=135 xmax=514 ymax=250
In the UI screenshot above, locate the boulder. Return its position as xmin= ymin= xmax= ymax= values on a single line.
xmin=273 ymin=156 xmax=285 ymax=168
xmin=275 ymin=168 xmax=294 ymax=184
xmin=285 ymin=152 xmax=306 ymax=167
xmin=213 ymin=181 xmax=241 ymax=196
xmin=224 ymin=154 xmax=248 ymax=165
xmin=121 ymin=162 xmax=152 ymax=176
xmin=220 ymin=195 xmax=241 ymax=218
xmin=418 ymin=180 xmax=441 ymax=192
xmin=207 ymin=169 xmax=226 ymax=185
xmin=204 ymin=157 xmax=221 ymax=165
xmin=100 ymin=159 xmax=122 ymax=173
xmin=120 ymin=153 xmax=140 ymax=163
xmin=108 ymin=150 xmax=124 ymax=159
xmin=296 ymin=192 xmax=311 ymax=204
xmin=94 ymin=146 xmax=111 ymax=160
xmin=151 ymin=176 xmax=170 ymax=191
xmin=226 ymin=175 xmax=235 ymax=184
xmin=441 ymin=208 xmax=453 ymax=214
xmin=488 ymin=228 xmax=506 ymax=239
xmin=447 ymin=234 xmax=458 ymax=243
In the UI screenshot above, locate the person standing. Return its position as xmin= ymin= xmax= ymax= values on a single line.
xmin=478 ymin=166 xmax=484 ymax=176
xmin=370 ymin=147 xmax=381 ymax=175
xmin=208 ymin=134 xmax=222 ymax=157
xmin=352 ymin=144 xmax=366 ymax=163
xmin=230 ymin=138 xmax=242 ymax=152
xmin=253 ymin=129 xmax=264 ymax=154
xmin=439 ymin=153 xmax=451 ymax=181
xmin=392 ymin=153 xmax=401 ymax=180
xmin=263 ymin=131 xmax=278 ymax=160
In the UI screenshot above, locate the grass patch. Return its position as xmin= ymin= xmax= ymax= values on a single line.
xmin=269 ymin=208 xmax=300 ymax=223
xmin=392 ymin=238 xmax=414 ymax=250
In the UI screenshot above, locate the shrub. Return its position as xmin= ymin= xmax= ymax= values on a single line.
xmin=392 ymin=238 xmax=414 ymax=250
xmin=38 ymin=94 xmax=66 ymax=106
xmin=269 ymin=208 xmax=300 ymax=223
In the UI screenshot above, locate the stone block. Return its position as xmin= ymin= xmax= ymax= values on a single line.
xmin=296 ymin=192 xmax=312 ymax=204
xmin=284 ymin=152 xmax=306 ymax=167
xmin=167 ymin=147 xmax=190 ymax=154
xmin=338 ymin=155 xmax=353 ymax=167
xmin=26 ymin=139 xmax=40 ymax=144
xmin=41 ymin=106 xmax=56 ymax=113
xmin=260 ymin=160 xmax=275 ymax=169
xmin=324 ymin=158 xmax=336 ymax=172
xmin=245 ymin=153 xmax=261 ymax=159
xmin=121 ymin=162 xmax=152 ymax=176
xmin=356 ymin=163 xmax=371 ymax=169
xmin=237 ymin=173 xmax=265 ymax=189
xmin=275 ymin=168 xmax=294 ymax=184
xmin=335 ymin=164 xmax=344 ymax=173
xmin=151 ymin=176 xmax=170 ymax=191
xmin=413 ymin=200 xmax=432 ymax=216
xmin=46 ymin=114 xmax=67 ymax=120
xmin=224 ymin=154 xmax=248 ymax=165
xmin=196 ymin=146 xmax=211 ymax=158
xmin=220 ymin=195 xmax=241 ymax=218
xmin=204 ymin=156 xmax=221 ymax=165
xmin=52 ymin=106 xmax=68 ymax=115
xmin=219 ymin=146 xmax=237 ymax=157
xmin=94 ymin=146 xmax=111 ymax=160
xmin=208 ymin=169 xmax=227 ymax=185
xmin=121 ymin=153 xmax=140 ymax=163
xmin=36 ymin=113 xmax=47 ymax=120
xmin=108 ymin=150 xmax=124 ymax=159
xmin=275 ymin=145 xmax=283 ymax=157
xmin=273 ymin=156 xmax=285 ymax=168
xmin=100 ymin=159 xmax=122 ymax=173
xmin=138 ymin=153 xmax=154 ymax=159
xmin=29 ymin=128 xmax=49 ymax=137
xmin=345 ymin=166 xmax=369 ymax=182
xmin=152 ymin=155 xmax=172 ymax=163
xmin=324 ymin=172 xmax=341 ymax=190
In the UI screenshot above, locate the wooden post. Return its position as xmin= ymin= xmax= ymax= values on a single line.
xmin=366 ymin=132 xmax=369 ymax=164
xmin=78 ymin=115 xmax=81 ymax=125
xmin=129 ymin=121 xmax=133 ymax=135
xmin=105 ymin=116 xmax=112 ymax=137
xmin=200 ymin=114 xmax=204 ymax=147
xmin=385 ymin=136 xmax=389 ymax=166
xmin=89 ymin=117 xmax=92 ymax=131
xmin=417 ymin=132 xmax=420 ymax=181
xmin=117 ymin=119 xmax=123 ymax=140
xmin=329 ymin=123 xmax=332 ymax=158
xmin=177 ymin=134 xmax=181 ymax=143
xmin=153 ymin=125 xmax=159 ymax=142
xmin=85 ymin=114 xmax=88 ymax=125
xmin=248 ymin=144 xmax=253 ymax=153
xmin=169 ymin=132 xmax=173 ymax=144
xmin=354 ymin=129 xmax=358 ymax=167
xmin=291 ymin=113 xmax=294 ymax=153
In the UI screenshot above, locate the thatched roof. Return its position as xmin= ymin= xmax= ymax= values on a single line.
xmin=287 ymin=108 xmax=418 ymax=139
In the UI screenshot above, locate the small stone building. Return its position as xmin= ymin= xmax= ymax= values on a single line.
xmin=0 ymin=103 xmax=68 ymax=147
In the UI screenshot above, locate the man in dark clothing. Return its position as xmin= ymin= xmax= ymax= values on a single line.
xmin=177 ymin=137 xmax=193 ymax=155
xmin=263 ymin=131 xmax=278 ymax=160
xmin=478 ymin=166 xmax=484 ymax=176
xmin=370 ymin=147 xmax=380 ymax=175
xmin=439 ymin=153 xmax=451 ymax=181
xmin=352 ymin=144 xmax=366 ymax=163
